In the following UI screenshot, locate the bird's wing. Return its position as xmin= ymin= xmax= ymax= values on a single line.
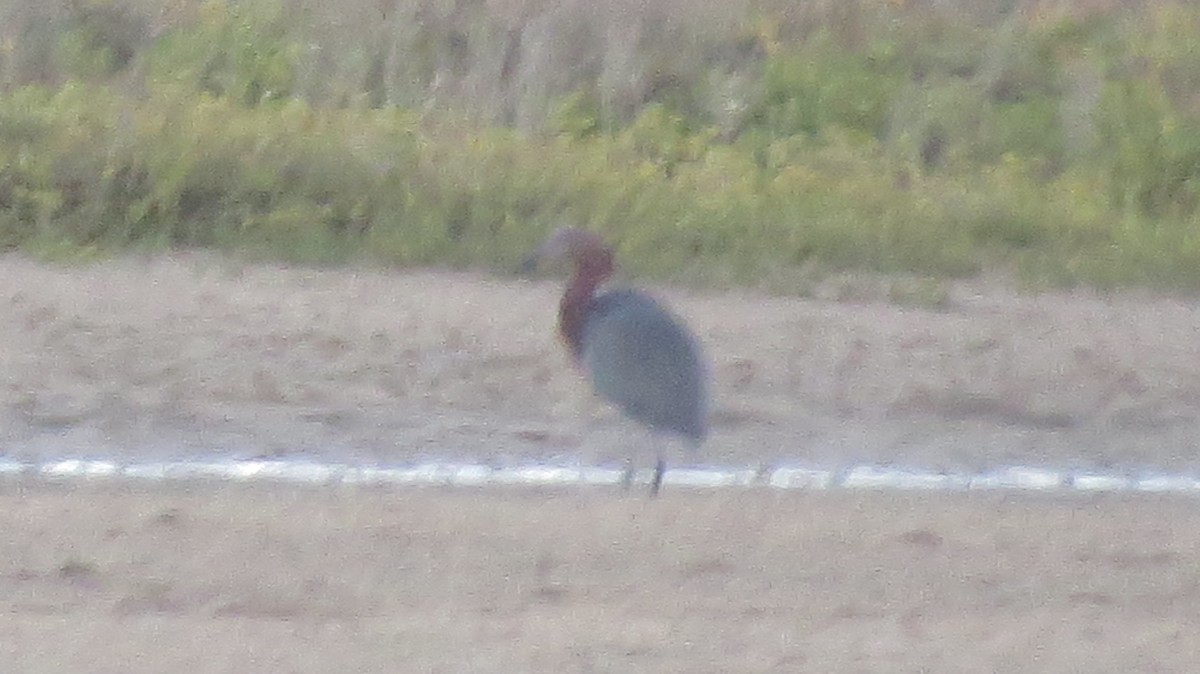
xmin=583 ymin=290 xmax=707 ymax=441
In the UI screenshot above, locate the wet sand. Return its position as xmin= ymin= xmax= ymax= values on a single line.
xmin=3 ymin=254 xmax=1200 ymax=474
xmin=1 ymin=481 xmax=1196 ymax=673
xmin=3 ymin=255 xmax=1200 ymax=671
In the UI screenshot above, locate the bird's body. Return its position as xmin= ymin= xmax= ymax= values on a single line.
xmin=527 ymin=228 xmax=708 ymax=496
xmin=582 ymin=289 xmax=707 ymax=444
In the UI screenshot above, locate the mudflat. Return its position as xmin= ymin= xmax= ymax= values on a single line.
xmin=3 ymin=254 xmax=1200 ymax=473
xmin=0 ymin=481 xmax=1195 ymax=673
xmin=4 ymin=255 xmax=1200 ymax=671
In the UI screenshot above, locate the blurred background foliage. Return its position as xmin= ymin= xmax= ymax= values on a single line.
xmin=2 ymin=0 xmax=1200 ymax=291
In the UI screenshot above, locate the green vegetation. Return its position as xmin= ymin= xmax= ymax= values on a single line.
xmin=3 ymin=0 xmax=1200 ymax=291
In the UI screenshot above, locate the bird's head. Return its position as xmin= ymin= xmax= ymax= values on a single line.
xmin=521 ymin=227 xmax=614 ymax=280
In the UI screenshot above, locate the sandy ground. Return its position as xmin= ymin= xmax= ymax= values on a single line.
xmin=0 ymin=481 xmax=1197 ymax=673
xmin=3 ymin=254 xmax=1200 ymax=473
xmin=4 ymin=255 xmax=1200 ymax=672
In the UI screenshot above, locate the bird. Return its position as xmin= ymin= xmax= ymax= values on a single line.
xmin=524 ymin=227 xmax=708 ymax=496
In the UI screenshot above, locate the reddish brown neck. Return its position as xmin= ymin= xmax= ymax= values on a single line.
xmin=558 ymin=255 xmax=613 ymax=359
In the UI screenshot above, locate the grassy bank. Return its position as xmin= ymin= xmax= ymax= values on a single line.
xmin=2 ymin=0 xmax=1200 ymax=291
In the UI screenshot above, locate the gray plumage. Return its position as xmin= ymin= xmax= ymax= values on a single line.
xmin=583 ymin=289 xmax=707 ymax=445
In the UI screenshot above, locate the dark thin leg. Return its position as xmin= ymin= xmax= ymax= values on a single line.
xmin=650 ymin=457 xmax=666 ymax=497
xmin=621 ymin=458 xmax=634 ymax=493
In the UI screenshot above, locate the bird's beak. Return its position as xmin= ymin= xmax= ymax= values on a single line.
xmin=520 ymin=228 xmax=575 ymax=275
xmin=517 ymin=252 xmax=541 ymax=275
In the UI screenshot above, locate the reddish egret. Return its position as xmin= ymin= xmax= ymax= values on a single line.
xmin=525 ymin=228 xmax=708 ymax=496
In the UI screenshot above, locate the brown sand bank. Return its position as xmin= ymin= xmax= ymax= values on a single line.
xmin=1 ymin=481 xmax=1196 ymax=673
xmin=3 ymin=254 xmax=1200 ymax=473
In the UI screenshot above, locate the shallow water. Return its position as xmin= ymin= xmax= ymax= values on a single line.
xmin=10 ymin=453 xmax=1200 ymax=497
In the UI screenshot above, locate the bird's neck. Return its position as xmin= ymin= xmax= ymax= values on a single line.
xmin=559 ymin=263 xmax=609 ymax=359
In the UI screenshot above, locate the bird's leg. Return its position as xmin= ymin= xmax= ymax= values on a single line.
xmin=621 ymin=456 xmax=635 ymax=493
xmin=650 ymin=456 xmax=665 ymax=497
